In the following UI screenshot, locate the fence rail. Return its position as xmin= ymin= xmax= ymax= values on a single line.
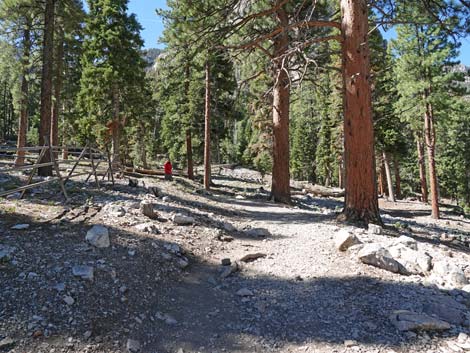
xmin=0 ymin=139 xmax=114 ymax=201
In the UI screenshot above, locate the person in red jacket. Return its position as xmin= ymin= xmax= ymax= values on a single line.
xmin=164 ymin=159 xmax=173 ymax=181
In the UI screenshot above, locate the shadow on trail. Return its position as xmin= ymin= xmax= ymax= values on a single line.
xmin=1 ymin=211 xmax=469 ymax=353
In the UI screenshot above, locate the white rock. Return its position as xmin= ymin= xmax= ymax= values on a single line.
xmin=433 ymin=260 xmax=468 ymax=288
xmin=72 ymin=265 xmax=94 ymax=281
xmin=85 ymin=225 xmax=110 ymax=248
xmin=172 ymin=214 xmax=195 ymax=225
xmin=236 ymin=288 xmax=254 ymax=297
xmin=358 ymin=244 xmax=406 ymax=274
xmin=104 ymin=204 xmax=126 ymax=217
xmin=162 ymin=196 xmax=170 ymax=202
xmin=390 ymin=310 xmax=451 ymax=331
xmin=388 ymin=244 xmax=432 ymax=275
xmin=11 ymin=223 xmax=29 ymax=230
xmin=392 ymin=235 xmax=418 ymax=250
xmin=335 ymin=229 xmax=362 ymax=252
xmin=461 ymin=285 xmax=470 ymax=293
xmin=126 ymin=339 xmax=141 ymax=352
xmin=368 ymin=224 xmax=383 ymax=235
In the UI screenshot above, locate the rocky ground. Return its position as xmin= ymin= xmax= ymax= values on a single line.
xmin=1 ymin=167 xmax=470 ymax=353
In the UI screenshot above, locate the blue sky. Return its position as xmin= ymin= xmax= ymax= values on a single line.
xmin=130 ymin=0 xmax=469 ymax=65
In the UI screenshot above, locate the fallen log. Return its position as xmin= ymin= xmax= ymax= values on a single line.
xmin=123 ymin=167 xmax=185 ymax=177
xmin=300 ymin=184 xmax=345 ymax=198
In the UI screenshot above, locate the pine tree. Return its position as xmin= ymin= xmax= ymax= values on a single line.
xmin=78 ymin=0 xmax=147 ymax=167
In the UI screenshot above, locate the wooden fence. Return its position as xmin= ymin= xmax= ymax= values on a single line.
xmin=0 ymin=139 xmax=114 ymax=201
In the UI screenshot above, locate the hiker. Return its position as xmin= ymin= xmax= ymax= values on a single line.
xmin=164 ymin=159 xmax=173 ymax=181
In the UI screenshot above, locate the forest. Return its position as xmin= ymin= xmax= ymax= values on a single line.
xmin=1 ymin=0 xmax=470 ymax=225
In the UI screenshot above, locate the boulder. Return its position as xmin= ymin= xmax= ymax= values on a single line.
xmin=335 ymin=229 xmax=362 ymax=252
xmin=172 ymin=214 xmax=195 ymax=225
xmin=387 ymin=244 xmax=432 ymax=275
xmin=222 ymin=222 xmax=236 ymax=232
xmin=358 ymin=244 xmax=407 ymax=274
xmin=432 ymin=260 xmax=468 ymax=288
xmin=390 ymin=310 xmax=451 ymax=331
xmin=85 ymin=225 xmax=110 ymax=248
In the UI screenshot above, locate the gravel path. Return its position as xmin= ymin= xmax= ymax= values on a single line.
xmin=1 ymin=172 xmax=470 ymax=353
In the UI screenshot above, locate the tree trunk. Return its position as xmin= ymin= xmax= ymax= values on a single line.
xmin=270 ymin=5 xmax=291 ymax=204
xmin=204 ymin=60 xmax=211 ymax=190
xmin=416 ymin=136 xmax=428 ymax=203
xmin=393 ymin=155 xmax=402 ymax=199
xmin=51 ymin=23 xmax=64 ymax=156
xmin=38 ymin=0 xmax=55 ymax=176
xmin=378 ymin=158 xmax=386 ymax=197
xmin=339 ymin=0 xmax=381 ymax=225
xmin=186 ymin=129 xmax=194 ymax=179
xmin=424 ymin=98 xmax=440 ymax=219
xmin=383 ymin=151 xmax=395 ymax=202
xmin=111 ymin=85 xmax=120 ymax=168
xmin=15 ymin=24 xmax=31 ymax=166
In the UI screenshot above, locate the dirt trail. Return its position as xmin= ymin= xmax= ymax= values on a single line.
xmin=1 ymin=172 xmax=470 ymax=353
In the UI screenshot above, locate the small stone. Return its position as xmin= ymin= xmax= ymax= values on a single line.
xmin=221 ymin=258 xmax=231 ymax=266
xmin=222 ymin=222 xmax=236 ymax=232
xmin=390 ymin=310 xmax=451 ymax=331
xmin=368 ymin=224 xmax=383 ymax=235
xmin=11 ymin=223 xmax=29 ymax=230
xmin=172 ymin=214 xmax=195 ymax=225
xmin=162 ymin=196 xmax=170 ymax=202
xmin=457 ymin=333 xmax=469 ymax=343
xmin=245 ymin=228 xmax=271 ymax=238
xmin=0 ymin=337 xmax=14 ymax=349
xmin=335 ymin=229 xmax=362 ymax=251
xmin=0 ymin=245 xmax=15 ymax=262
xmin=134 ymin=223 xmax=160 ymax=234
xmin=344 ymin=340 xmax=358 ymax=347
xmin=140 ymin=201 xmax=158 ymax=219
xmin=164 ymin=316 xmax=178 ymax=325
xmin=85 ymin=225 xmax=110 ymax=248
xmin=126 ymin=339 xmax=141 ymax=352
xmin=128 ymin=249 xmax=136 ymax=257
xmin=177 ymin=258 xmax=189 ymax=269
xmin=53 ymin=283 xmax=66 ymax=292
xmin=236 ymin=288 xmax=254 ymax=297
xmin=63 ymin=295 xmax=75 ymax=305
xmin=220 ymin=262 xmax=239 ymax=279
xmin=392 ymin=235 xmax=418 ymax=250
xmin=72 ymin=265 xmax=94 ymax=281
xmin=240 ymin=253 xmax=266 ymax=262
xmin=83 ymin=331 xmax=92 ymax=339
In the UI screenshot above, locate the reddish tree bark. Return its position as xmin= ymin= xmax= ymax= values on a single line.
xmin=416 ymin=136 xmax=428 ymax=203
xmin=424 ymin=96 xmax=440 ymax=219
xmin=270 ymin=5 xmax=291 ymax=204
xmin=38 ymin=0 xmax=55 ymax=176
xmin=15 ymin=24 xmax=31 ymax=166
xmin=204 ymin=60 xmax=211 ymax=190
xmin=339 ymin=0 xmax=381 ymax=225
